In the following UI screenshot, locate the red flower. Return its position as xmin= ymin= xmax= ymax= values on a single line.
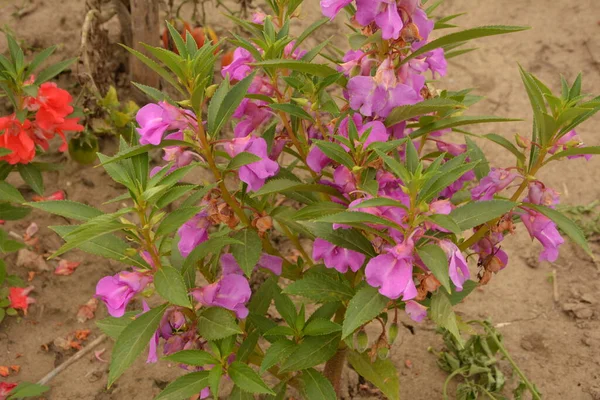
xmin=0 ymin=382 xmax=17 ymax=400
xmin=0 ymin=115 xmax=36 ymax=164
xmin=8 ymin=286 xmax=35 ymax=314
xmin=26 ymin=82 xmax=74 ymax=130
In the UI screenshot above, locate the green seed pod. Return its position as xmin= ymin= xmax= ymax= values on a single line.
xmin=388 ymin=323 xmax=399 ymax=344
xmin=205 ymin=84 xmax=219 ymax=99
xmin=356 ymin=329 xmax=369 ymax=352
xmin=377 ymin=346 xmax=390 ymax=360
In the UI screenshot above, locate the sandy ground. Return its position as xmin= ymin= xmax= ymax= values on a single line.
xmin=1 ymin=0 xmax=600 ymax=399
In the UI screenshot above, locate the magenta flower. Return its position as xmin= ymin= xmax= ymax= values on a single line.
xmin=320 ymin=0 xmax=352 ymax=19
xmin=220 ymin=253 xmax=282 ymax=276
xmin=252 ymin=11 xmax=267 ymax=24
xmin=150 ymin=146 xmax=197 ymax=177
xmin=524 ymin=182 xmax=560 ymax=208
xmin=224 ymin=136 xmax=279 ymax=191
xmin=233 ymin=99 xmax=272 ymax=138
xmin=424 ymin=199 xmax=453 ymax=232
xmin=405 ymin=300 xmax=427 ymax=322
xmin=338 ymin=50 xmax=372 ymax=77
xmin=521 ymin=211 xmax=564 ymax=262
xmin=439 ymin=240 xmax=471 ymax=291
xmin=356 ymin=0 xmax=403 ymax=40
xmin=221 ymin=47 xmax=254 ymax=81
xmin=361 ymin=121 xmax=390 ymax=148
xmin=284 ymin=41 xmax=307 ymax=59
xmin=136 ymin=102 xmax=194 ymax=145
xmin=307 ymin=146 xmax=331 ymax=173
xmin=177 ymin=211 xmax=211 ymax=258
xmin=313 ymin=238 xmax=366 ymax=273
xmin=365 ymin=239 xmax=417 ymax=300
xmin=549 ymin=130 xmax=592 ymax=161
xmin=95 ymin=271 xmax=152 ymax=317
xmin=191 ymin=274 xmax=252 ymax=318
xmin=142 ymin=301 xmax=160 ymax=363
xmin=347 ymin=58 xmax=422 ymax=118
xmin=471 ymin=168 xmax=519 ymax=201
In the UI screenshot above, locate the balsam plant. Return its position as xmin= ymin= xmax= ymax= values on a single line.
xmin=20 ymin=0 xmax=600 ymax=398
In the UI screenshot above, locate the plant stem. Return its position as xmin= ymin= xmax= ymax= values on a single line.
xmin=323 ymin=347 xmax=348 ymax=395
xmin=443 ymin=366 xmax=468 ymax=400
xmin=471 ymin=321 xmax=541 ymax=400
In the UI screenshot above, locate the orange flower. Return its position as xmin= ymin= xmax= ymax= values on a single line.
xmin=8 ymin=286 xmax=35 ymax=314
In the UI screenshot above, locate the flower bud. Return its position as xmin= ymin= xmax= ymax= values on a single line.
xmin=124 ymin=248 xmax=138 ymax=257
xmin=292 ymin=98 xmax=309 ymax=107
xmin=205 ymin=84 xmax=219 ymax=99
xmin=515 ymin=134 xmax=529 ymax=149
xmin=388 ymin=323 xmax=399 ymax=344
xmin=356 ymin=329 xmax=369 ymax=352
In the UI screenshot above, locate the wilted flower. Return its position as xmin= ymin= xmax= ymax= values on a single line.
xmin=524 ymin=182 xmax=560 ymax=208
xmin=405 ymin=300 xmax=427 ymax=322
xmin=8 ymin=286 xmax=35 ymax=314
xmin=471 ymin=168 xmax=519 ymax=201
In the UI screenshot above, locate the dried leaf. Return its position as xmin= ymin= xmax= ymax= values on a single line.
xmin=77 ymin=298 xmax=98 ymax=323
xmin=54 ymin=260 xmax=81 ymax=276
xmin=16 ymin=249 xmax=50 ymax=271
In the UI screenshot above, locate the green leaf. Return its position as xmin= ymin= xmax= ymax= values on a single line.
xmin=0 ymin=203 xmax=31 ymax=220
xmin=385 ymin=98 xmax=464 ymax=127
xmin=96 ymin=312 xmax=137 ymax=339
xmin=409 ymin=116 xmax=521 ymax=139
xmin=545 ymin=146 xmax=600 ymax=163
xmin=252 ymin=179 xmax=347 ymax=202
xmin=303 ymin=318 xmax=342 ymax=336
xmin=209 ymin=72 xmax=257 ymax=135
xmin=132 ymin=82 xmax=172 ymax=103
xmin=165 ymin=21 xmax=189 ymax=57
xmin=264 ymin=325 xmax=295 ymax=337
xmin=231 ymin=229 xmax=262 ymax=277
xmin=483 ymin=133 xmax=525 ymax=162
xmin=229 ymin=361 xmax=275 ymax=395
xmin=465 ymin=137 xmax=490 ymax=180
xmin=163 ymin=350 xmax=219 ymax=366
xmin=350 ymin=197 xmax=408 ymax=210
xmin=283 ymin=275 xmax=354 ymax=302
xmin=227 ymin=152 xmax=262 ymax=170
xmin=293 ymin=17 xmax=329 ymax=51
xmin=0 ymin=148 xmax=13 ymax=157
xmin=347 ymin=350 xmax=400 ymax=400
xmin=270 ymin=103 xmax=315 ymax=122
xmin=299 ymin=368 xmax=337 ymax=400
xmin=429 ymin=290 xmax=463 ymax=346
xmin=197 ymin=307 xmax=243 ymax=340
xmin=260 ymin=339 xmax=296 ymax=372
xmin=418 ymin=162 xmax=478 ymax=203
xmin=273 ymin=289 xmax=297 ymax=328
xmin=0 ymin=181 xmax=24 ymax=203
xmin=155 ymin=371 xmax=210 ymax=400
xmin=342 ymin=286 xmax=388 ymax=339
xmin=417 ymin=245 xmax=451 ymax=293
xmin=229 ymin=386 xmax=255 ymax=400
xmin=208 ymin=364 xmax=223 ymax=399
xmin=181 ymin=236 xmax=243 ymax=288
xmin=17 ymin=164 xmax=44 ymax=195
xmin=236 ymin=331 xmax=260 ymax=363
xmin=402 ymin=25 xmax=529 ymax=64
xmin=314 ymin=140 xmax=355 ymax=169
xmin=291 ymin=202 xmax=346 ymax=221
xmin=425 ymin=214 xmax=462 ymax=235
xmin=27 ymin=45 xmax=56 ymax=75
xmin=279 ymin=333 xmax=341 ymax=372
xmin=28 ymin=200 xmax=102 ymax=221
xmin=154 ymin=266 xmax=192 ymax=308
xmin=302 ymin=222 xmax=376 ymax=257
xmin=6 ymin=382 xmax=50 ymax=399
xmin=155 ymin=206 xmax=202 ymax=237
xmin=51 ymin=226 xmax=146 ymax=268
xmin=34 ymin=57 xmax=76 ymax=84
xmin=108 ymin=303 xmax=168 ymax=386
xmin=252 ymin=59 xmax=338 ymax=77
xmin=527 ymin=204 xmax=591 ymax=255
xmin=450 ymin=200 xmax=517 ymax=230
xmin=448 ymin=280 xmax=478 ymax=305
xmin=316 ymin=211 xmax=404 ymax=232
xmin=121 ymin=45 xmax=185 ymax=94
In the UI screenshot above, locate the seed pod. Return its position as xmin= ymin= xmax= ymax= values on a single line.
xmin=356 ymin=329 xmax=369 ymax=352
xmin=377 ymin=346 xmax=390 ymax=360
xmin=388 ymin=323 xmax=399 ymax=344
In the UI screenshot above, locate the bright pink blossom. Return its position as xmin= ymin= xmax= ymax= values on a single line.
xmin=439 ymin=240 xmax=470 ymax=291
xmin=191 ymin=274 xmax=252 ymax=318
xmin=136 ymin=102 xmax=194 ymax=145
xmin=320 ymin=0 xmax=352 ymax=19
xmin=471 ymin=168 xmax=519 ymax=201
xmin=365 ymin=239 xmax=417 ymax=300
xmin=177 ymin=211 xmax=211 ymax=257
xmin=224 ymin=136 xmax=279 ymax=191
xmin=521 ymin=211 xmax=564 ymax=262
xmin=313 ymin=238 xmax=366 ymax=273
xmin=95 ymin=271 xmax=152 ymax=317
xmin=405 ymin=300 xmax=427 ymax=322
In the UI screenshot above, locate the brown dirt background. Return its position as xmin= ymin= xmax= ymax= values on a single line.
xmin=1 ymin=0 xmax=600 ymax=399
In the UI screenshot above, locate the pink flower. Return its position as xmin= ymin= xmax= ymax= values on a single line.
xmin=471 ymin=168 xmax=519 ymax=201
xmin=136 ymin=102 xmax=194 ymax=145
xmin=405 ymin=300 xmax=427 ymax=322
xmin=191 ymin=274 xmax=252 ymax=318
xmin=365 ymin=239 xmax=417 ymax=300
xmin=439 ymin=241 xmax=470 ymax=291
xmin=307 ymin=146 xmax=331 ymax=173
xmin=320 ymin=0 xmax=352 ymax=19
xmin=177 ymin=211 xmax=211 ymax=258
xmin=338 ymin=50 xmax=372 ymax=77
xmin=347 ymin=58 xmax=422 ymax=118
xmin=424 ymin=199 xmax=453 ymax=232
xmin=142 ymin=301 xmax=160 ymax=363
xmin=356 ymin=0 xmax=403 ymax=40
xmin=224 ymin=136 xmax=279 ymax=191
xmin=313 ymin=238 xmax=366 ymax=273
xmin=521 ymin=211 xmax=564 ymax=262
xmin=252 ymin=11 xmax=267 ymax=24
xmin=549 ymin=130 xmax=592 ymax=161
xmin=220 ymin=253 xmax=282 ymax=276
xmin=222 ymin=47 xmax=254 ymax=81
xmin=233 ymin=99 xmax=272 ymax=138
xmin=524 ymin=182 xmax=560 ymax=208
xmin=95 ymin=271 xmax=152 ymax=317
